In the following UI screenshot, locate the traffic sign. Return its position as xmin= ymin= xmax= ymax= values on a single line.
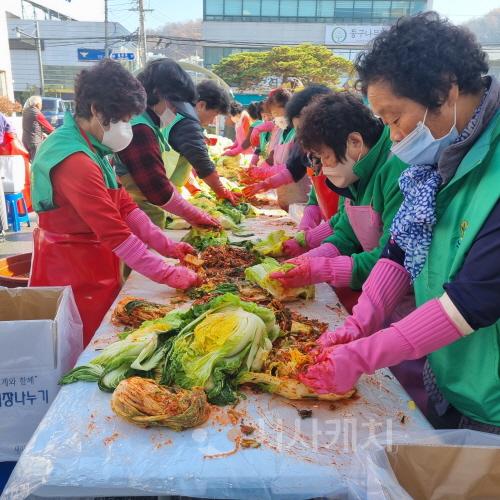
xmin=77 ymin=48 xmax=105 ymax=61
xmin=111 ymin=52 xmax=135 ymax=61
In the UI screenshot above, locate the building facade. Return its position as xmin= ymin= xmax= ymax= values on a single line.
xmin=7 ymin=16 xmax=136 ymax=99
xmin=203 ymin=0 xmax=431 ymax=67
xmin=0 ymin=8 xmax=15 ymax=101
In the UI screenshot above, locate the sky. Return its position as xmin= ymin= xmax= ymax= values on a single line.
xmin=5 ymin=0 xmax=499 ymax=32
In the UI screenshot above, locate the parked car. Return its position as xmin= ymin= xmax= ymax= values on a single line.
xmin=41 ymin=97 xmax=66 ymax=128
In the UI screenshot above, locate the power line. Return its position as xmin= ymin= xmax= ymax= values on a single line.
xmin=129 ymin=0 xmax=153 ymax=66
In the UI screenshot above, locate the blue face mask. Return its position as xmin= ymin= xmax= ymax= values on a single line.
xmin=391 ymin=104 xmax=458 ymax=165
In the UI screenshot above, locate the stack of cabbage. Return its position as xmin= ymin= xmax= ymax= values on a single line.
xmin=60 ymin=294 xmax=279 ymax=406
xmin=166 ymin=193 xmax=257 ymax=230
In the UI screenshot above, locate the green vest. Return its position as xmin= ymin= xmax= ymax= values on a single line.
xmin=32 ymin=112 xmax=118 ymax=212
xmin=414 ymin=111 xmax=500 ymax=425
xmin=280 ymin=127 xmax=296 ymax=145
xmin=323 ymin=126 xmax=406 ymax=289
xmin=161 ymin=113 xmax=192 ymax=186
xmin=115 ymin=111 xmax=187 ymax=185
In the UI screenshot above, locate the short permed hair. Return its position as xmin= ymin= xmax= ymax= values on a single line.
xmin=266 ymin=88 xmax=292 ymax=108
xmin=229 ymin=101 xmax=244 ymax=116
xmin=196 ymin=80 xmax=231 ymax=114
xmin=285 ymin=84 xmax=333 ymax=122
xmin=355 ymin=12 xmax=489 ymax=110
xmin=74 ymin=60 xmax=146 ymax=125
xmin=137 ymin=58 xmax=196 ymax=106
xmin=297 ymin=93 xmax=384 ymax=161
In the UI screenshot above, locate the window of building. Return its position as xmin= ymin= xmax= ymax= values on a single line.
xmin=243 ymin=0 xmax=260 ymax=16
xmin=335 ymin=0 xmax=354 ymax=18
xmin=204 ymin=47 xmax=225 ymax=67
xmin=317 ymin=0 xmax=335 ymax=17
xmin=372 ymin=0 xmax=391 ymax=19
xmin=225 ymin=0 xmax=243 ymax=16
xmin=391 ymin=1 xmax=410 ymax=17
xmin=353 ymin=0 xmax=372 ymax=18
xmin=203 ymin=0 xmax=426 ymax=23
xmin=298 ymin=0 xmax=317 ymax=17
xmin=261 ymin=0 xmax=280 ymax=16
xmin=280 ymin=0 xmax=298 ymax=17
xmin=410 ymin=0 xmax=427 ymax=13
xmin=206 ymin=0 xmax=224 ymax=15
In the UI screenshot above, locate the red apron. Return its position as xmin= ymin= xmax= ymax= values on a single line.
xmin=309 ymin=172 xmax=339 ymax=220
xmin=30 ymin=189 xmax=122 ymax=346
xmin=29 ymin=128 xmax=123 ymax=347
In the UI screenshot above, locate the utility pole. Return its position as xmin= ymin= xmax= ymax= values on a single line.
xmin=130 ymin=0 xmax=153 ymax=68
xmin=17 ymin=23 xmax=45 ymax=95
xmin=34 ymin=22 xmax=45 ymax=95
xmin=104 ymin=0 xmax=109 ymax=57
xmin=138 ymin=0 xmax=147 ymax=67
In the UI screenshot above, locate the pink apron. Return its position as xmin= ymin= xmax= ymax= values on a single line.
xmin=273 ymin=129 xmax=310 ymax=211
xmin=344 ymin=198 xmax=382 ymax=252
xmin=344 ymin=197 xmax=416 ymax=319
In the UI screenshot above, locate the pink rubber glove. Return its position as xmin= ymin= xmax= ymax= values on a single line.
xmin=300 ymin=299 xmax=462 ymax=394
xmin=304 ymin=221 xmax=334 ymax=249
xmin=270 ymin=256 xmax=353 ymax=288
xmin=249 ymin=153 xmax=260 ymax=167
xmin=282 ymin=238 xmax=307 ymax=258
xmin=300 ymin=242 xmax=341 ymax=259
xmin=223 ymin=144 xmax=243 ymax=157
xmin=248 ymin=163 xmax=286 ymax=181
xmin=250 ymin=121 xmax=275 ymax=147
xmin=113 ymin=235 xmax=200 ymax=290
xmin=162 ymin=190 xmax=220 ymax=228
xmin=317 ymin=258 xmax=411 ymax=349
xmin=246 ymin=162 xmax=272 ymax=180
xmin=298 ymin=204 xmax=323 ymax=231
xmin=125 ymin=208 xmax=195 ymax=259
xmin=242 ymin=169 xmax=293 ymax=197
xmin=202 ymin=171 xmax=240 ymax=206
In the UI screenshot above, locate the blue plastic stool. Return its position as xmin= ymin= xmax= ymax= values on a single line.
xmin=5 ymin=192 xmax=30 ymax=232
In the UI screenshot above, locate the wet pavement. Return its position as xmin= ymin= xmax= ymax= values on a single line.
xmin=0 ymin=212 xmax=36 ymax=259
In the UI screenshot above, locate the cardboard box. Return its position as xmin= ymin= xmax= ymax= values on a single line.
xmin=0 ymin=156 xmax=25 ymax=193
xmin=386 ymin=443 xmax=500 ymax=500
xmin=0 ymin=286 xmax=83 ymax=460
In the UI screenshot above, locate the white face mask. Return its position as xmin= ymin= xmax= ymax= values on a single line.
xmin=322 ymin=151 xmax=360 ymax=188
xmin=97 ymin=118 xmax=133 ymax=152
xmin=274 ymin=116 xmax=288 ymax=130
xmin=156 ymin=105 xmax=177 ymax=128
xmin=391 ymin=104 xmax=458 ymax=165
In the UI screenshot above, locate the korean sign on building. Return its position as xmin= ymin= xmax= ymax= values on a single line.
xmin=325 ymin=25 xmax=388 ymax=45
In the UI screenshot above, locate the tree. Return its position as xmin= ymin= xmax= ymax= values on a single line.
xmin=212 ymin=44 xmax=353 ymax=90
xmin=0 ymin=96 xmax=22 ymax=116
xmin=463 ymin=8 xmax=500 ymax=44
xmin=212 ymin=51 xmax=269 ymax=88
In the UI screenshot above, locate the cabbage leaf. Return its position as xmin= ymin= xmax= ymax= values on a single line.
xmin=253 ymin=230 xmax=291 ymax=257
xmin=245 ymin=257 xmax=315 ymax=301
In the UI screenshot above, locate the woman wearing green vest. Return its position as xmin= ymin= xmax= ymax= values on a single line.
xmin=301 ymin=13 xmax=500 ymax=432
xmin=116 ymin=58 xmax=234 ymax=228
xmin=29 ymin=61 xmax=199 ymax=346
xmin=271 ymin=92 xmax=407 ymax=294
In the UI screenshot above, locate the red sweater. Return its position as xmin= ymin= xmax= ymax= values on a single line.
xmin=50 ymin=152 xmax=137 ymax=249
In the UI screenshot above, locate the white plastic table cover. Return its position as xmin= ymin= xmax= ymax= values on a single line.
xmin=2 ymin=209 xmax=431 ymax=500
